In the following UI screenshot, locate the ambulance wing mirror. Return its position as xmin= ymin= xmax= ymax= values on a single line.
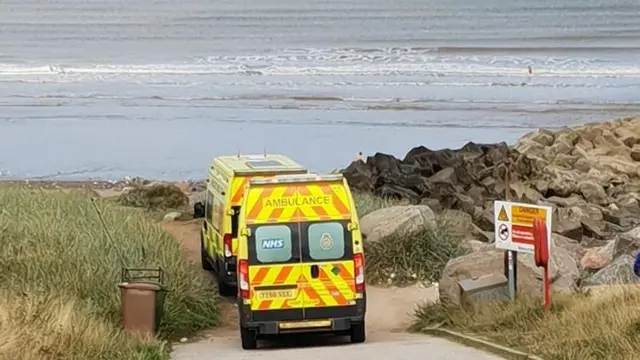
xmin=240 ymin=227 xmax=251 ymax=237
xmin=347 ymin=222 xmax=359 ymax=232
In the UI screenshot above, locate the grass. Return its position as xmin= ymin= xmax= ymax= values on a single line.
xmin=412 ymin=286 xmax=640 ymax=360
xmin=352 ymin=191 xmax=405 ymax=217
xmin=0 ymin=185 xmax=219 ymax=360
xmin=363 ymin=217 xmax=469 ymax=286
xmin=118 ymin=183 xmax=188 ymax=210
xmin=352 ymin=192 xmax=469 ymax=286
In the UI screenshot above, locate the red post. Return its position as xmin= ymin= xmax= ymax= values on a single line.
xmin=533 ymin=218 xmax=550 ymax=311
xmin=543 ymin=266 xmax=550 ymax=310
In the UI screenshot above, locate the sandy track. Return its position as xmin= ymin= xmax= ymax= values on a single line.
xmin=161 ymin=220 xmax=504 ymax=360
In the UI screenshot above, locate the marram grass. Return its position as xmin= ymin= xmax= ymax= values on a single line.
xmin=0 ymin=186 xmax=219 ymax=360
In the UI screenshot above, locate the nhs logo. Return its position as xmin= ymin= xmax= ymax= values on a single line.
xmin=261 ymin=238 xmax=285 ymax=249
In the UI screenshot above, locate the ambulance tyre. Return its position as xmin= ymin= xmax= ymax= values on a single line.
xmin=240 ymin=326 xmax=258 ymax=350
xmin=216 ymin=275 xmax=235 ymax=297
xmin=349 ymin=321 xmax=366 ymax=344
xmin=200 ymin=232 xmax=213 ymax=271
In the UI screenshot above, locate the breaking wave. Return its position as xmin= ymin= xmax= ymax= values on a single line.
xmin=1 ymin=47 xmax=639 ymax=79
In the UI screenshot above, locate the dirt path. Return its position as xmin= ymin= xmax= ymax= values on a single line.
xmin=161 ymin=220 xmax=504 ymax=360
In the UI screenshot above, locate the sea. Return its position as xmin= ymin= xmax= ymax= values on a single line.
xmin=1 ymin=0 xmax=639 ymax=180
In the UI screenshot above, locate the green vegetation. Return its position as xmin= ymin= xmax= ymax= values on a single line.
xmin=352 ymin=191 xmax=404 ymax=217
xmin=412 ymin=286 xmax=640 ymax=360
xmin=352 ymin=192 xmax=469 ymax=286
xmin=363 ymin=218 xmax=469 ymax=286
xmin=0 ymin=186 xmax=219 ymax=360
xmin=118 ymin=183 xmax=188 ymax=210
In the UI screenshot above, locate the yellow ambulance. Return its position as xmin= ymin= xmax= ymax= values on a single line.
xmin=235 ymin=173 xmax=366 ymax=349
xmin=200 ymin=154 xmax=307 ymax=296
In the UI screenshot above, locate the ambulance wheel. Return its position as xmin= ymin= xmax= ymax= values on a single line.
xmin=240 ymin=326 xmax=258 ymax=350
xmin=193 ymin=202 xmax=205 ymax=218
xmin=216 ymin=276 xmax=236 ymax=297
xmin=349 ymin=321 xmax=366 ymax=344
xmin=200 ymin=232 xmax=213 ymax=271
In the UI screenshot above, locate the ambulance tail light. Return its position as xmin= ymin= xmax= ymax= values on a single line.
xmin=354 ymin=253 xmax=365 ymax=293
xmin=238 ymin=259 xmax=250 ymax=299
xmin=223 ymin=233 xmax=233 ymax=257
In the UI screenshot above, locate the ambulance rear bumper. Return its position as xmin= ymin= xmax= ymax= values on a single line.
xmin=238 ymin=300 xmax=366 ymax=336
xmin=249 ymin=315 xmax=365 ymax=335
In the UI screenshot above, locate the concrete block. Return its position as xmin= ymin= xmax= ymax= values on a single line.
xmin=458 ymin=273 xmax=509 ymax=305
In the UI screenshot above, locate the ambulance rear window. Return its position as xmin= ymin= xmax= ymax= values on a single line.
xmin=254 ymin=225 xmax=292 ymax=263
xmin=307 ymin=222 xmax=345 ymax=261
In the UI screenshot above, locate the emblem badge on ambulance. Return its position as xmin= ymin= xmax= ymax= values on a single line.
xmin=320 ymin=233 xmax=334 ymax=250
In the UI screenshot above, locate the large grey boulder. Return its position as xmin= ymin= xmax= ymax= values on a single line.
xmin=360 ymin=205 xmax=436 ymax=243
xmin=552 ymin=233 xmax=585 ymax=263
xmin=582 ymin=254 xmax=640 ymax=287
xmin=580 ymin=239 xmax=618 ymax=270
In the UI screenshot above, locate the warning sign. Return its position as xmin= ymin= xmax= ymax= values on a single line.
xmin=498 ymin=224 xmax=509 ymax=240
xmin=494 ymin=201 xmax=552 ymax=253
xmin=511 ymin=205 xmax=549 ymax=245
xmin=497 ymin=206 xmax=509 ymax=222
xmin=512 ymin=206 xmax=548 ymax=226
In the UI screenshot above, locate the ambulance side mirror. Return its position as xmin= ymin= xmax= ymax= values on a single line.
xmin=347 ymin=222 xmax=359 ymax=231
xmin=240 ymin=228 xmax=251 ymax=237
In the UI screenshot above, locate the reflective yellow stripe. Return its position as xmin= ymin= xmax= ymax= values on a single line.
xmin=249 ymin=261 xmax=356 ymax=311
xmin=230 ymin=177 xmax=247 ymax=205
xmin=249 ymin=265 xmax=302 ymax=311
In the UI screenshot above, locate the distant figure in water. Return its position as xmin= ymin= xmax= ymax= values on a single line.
xmin=354 ymin=152 xmax=365 ymax=162
xmin=528 ymin=66 xmax=533 ymax=75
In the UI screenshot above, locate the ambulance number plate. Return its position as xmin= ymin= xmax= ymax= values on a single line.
xmin=256 ymin=289 xmax=295 ymax=300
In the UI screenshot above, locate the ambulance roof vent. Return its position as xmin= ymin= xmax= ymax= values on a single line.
xmin=245 ymin=160 xmax=285 ymax=169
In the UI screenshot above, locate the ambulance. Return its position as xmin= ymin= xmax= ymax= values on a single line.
xmin=235 ymin=173 xmax=366 ymax=349
xmin=200 ymin=154 xmax=308 ymax=296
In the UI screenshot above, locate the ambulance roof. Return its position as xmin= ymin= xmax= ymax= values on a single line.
xmin=212 ymin=154 xmax=307 ymax=176
xmin=249 ymin=173 xmax=344 ymax=185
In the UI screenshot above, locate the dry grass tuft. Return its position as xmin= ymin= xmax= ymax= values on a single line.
xmin=0 ymin=291 xmax=165 ymax=360
xmin=412 ymin=285 xmax=640 ymax=360
xmin=0 ymin=186 xmax=219 ymax=360
xmin=364 ymin=218 xmax=469 ymax=286
xmin=118 ymin=183 xmax=188 ymax=210
xmin=351 ymin=191 xmax=405 ymax=217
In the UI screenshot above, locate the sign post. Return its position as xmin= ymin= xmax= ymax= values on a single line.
xmin=503 ymin=170 xmax=517 ymax=301
xmin=503 ymin=248 xmax=516 ymax=301
xmin=494 ymin=199 xmax=552 ymax=302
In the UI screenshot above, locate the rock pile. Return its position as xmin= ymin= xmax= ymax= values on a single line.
xmin=345 ymin=117 xmax=640 ymax=297
xmin=343 ymin=141 xmax=539 ymax=206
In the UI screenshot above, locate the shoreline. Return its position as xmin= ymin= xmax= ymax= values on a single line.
xmin=1 ymin=112 xmax=631 ymax=182
xmin=1 ymin=115 xmax=638 ymax=189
